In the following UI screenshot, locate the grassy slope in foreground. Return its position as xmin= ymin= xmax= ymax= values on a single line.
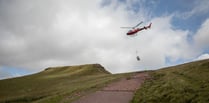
xmin=132 ymin=59 xmax=209 ymax=103
xmin=0 ymin=64 xmax=131 ymax=103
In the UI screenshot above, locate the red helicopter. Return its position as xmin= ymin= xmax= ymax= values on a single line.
xmin=121 ymin=21 xmax=152 ymax=35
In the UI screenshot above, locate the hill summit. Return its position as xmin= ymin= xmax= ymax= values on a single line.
xmin=42 ymin=64 xmax=111 ymax=76
xmin=0 ymin=63 xmax=122 ymax=103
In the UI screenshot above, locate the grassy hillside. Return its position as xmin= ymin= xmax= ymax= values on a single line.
xmin=132 ymin=59 xmax=209 ymax=103
xmin=0 ymin=64 xmax=130 ymax=103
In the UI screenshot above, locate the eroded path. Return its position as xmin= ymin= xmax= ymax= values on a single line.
xmin=72 ymin=72 xmax=149 ymax=103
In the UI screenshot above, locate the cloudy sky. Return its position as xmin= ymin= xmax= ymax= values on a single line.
xmin=0 ymin=0 xmax=209 ymax=79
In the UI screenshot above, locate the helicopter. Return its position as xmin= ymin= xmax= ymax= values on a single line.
xmin=121 ymin=21 xmax=152 ymax=36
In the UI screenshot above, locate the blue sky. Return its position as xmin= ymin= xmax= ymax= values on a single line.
xmin=0 ymin=0 xmax=209 ymax=79
xmin=0 ymin=66 xmax=31 ymax=79
xmin=120 ymin=0 xmax=209 ymax=32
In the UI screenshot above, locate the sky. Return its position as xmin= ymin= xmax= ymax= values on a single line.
xmin=0 ymin=0 xmax=209 ymax=79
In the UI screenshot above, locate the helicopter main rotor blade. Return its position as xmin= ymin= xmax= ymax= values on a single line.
xmin=120 ymin=21 xmax=143 ymax=29
xmin=134 ymin=21 xmax=143 ymax=28
xmin=120 ymin=27 xmax=133 ymax=29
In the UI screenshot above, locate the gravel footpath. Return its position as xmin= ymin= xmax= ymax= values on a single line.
xmin=72 ymin=72 xmax=149 ymax=103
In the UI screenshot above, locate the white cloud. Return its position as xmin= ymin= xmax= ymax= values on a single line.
xmin=191 ymin=18 xmax=209 ymax=62
xmin=0 ymin=0 xmax=135 ymax=73
xmin=195 ymin=54 xmax=209 ymax=61
xmin=194 ymin=18 xmax=209 ymax=50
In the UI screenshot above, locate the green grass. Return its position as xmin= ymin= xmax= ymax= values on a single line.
xmin=0 ymin=64 xmax=131 ymax=103
xmin=132 ymin=59 xmax=209 ymax=103
xmin=2 ymin=60 xmax=208 ymax=103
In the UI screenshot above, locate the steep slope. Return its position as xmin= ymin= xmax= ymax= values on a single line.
xmin=0 ymin=64 xmax=128 ymax=103
xmin=132 ymin=59 xmax=209 ymax=103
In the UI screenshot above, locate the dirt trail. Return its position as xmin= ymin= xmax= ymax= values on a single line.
xmin=72 ymin=72 xmax=149 ymax=103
